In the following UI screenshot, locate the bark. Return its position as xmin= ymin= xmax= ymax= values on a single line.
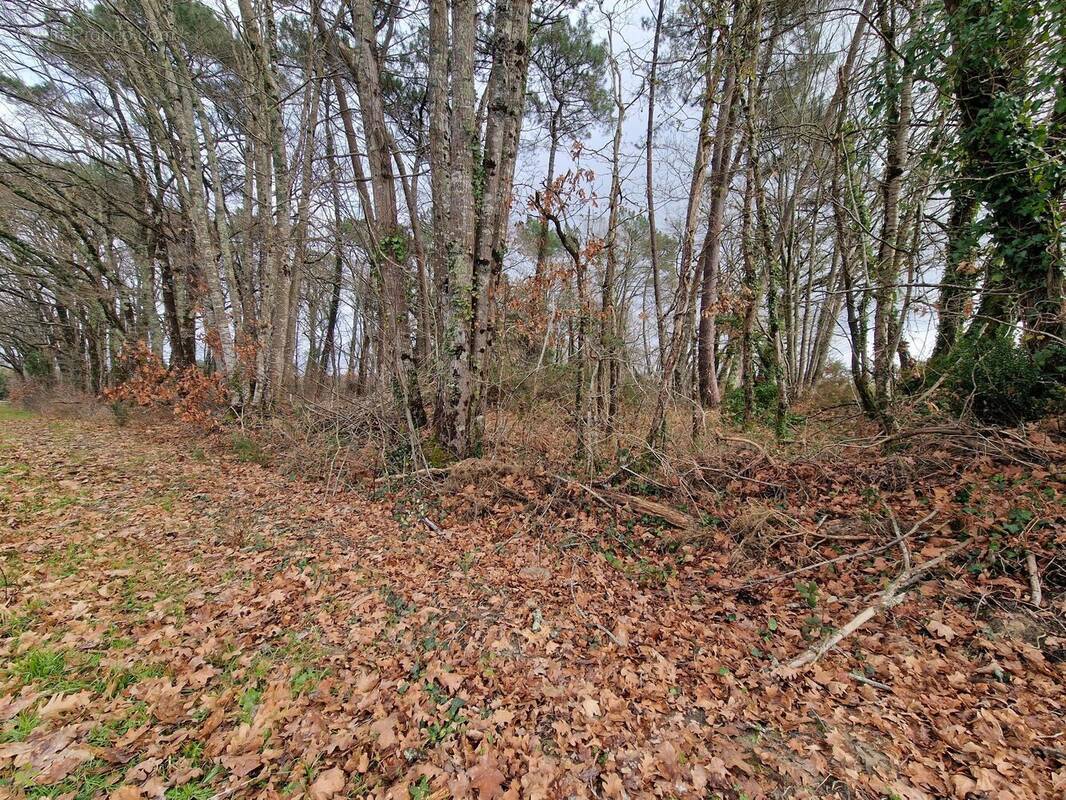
xmin=697 ymin=55 xmax=740 ymax=410
xmin=600 ymin=22 xmax=626 ymax=431
xmin=647 ymin=39 xmax=720 ymax=445
xmin=870 ymin=1 xmax=915 ymax=431
xmin=433 ymin=0 xmax=533 ymax=456
xmin=930 ymin=185 xmax=980 ymax=361
xmin=318 ymin=100 xmax=346 ymax=389
xmin=286 ymin=62 xmax=323 ymax=390
xmin=344 ymin=0 xmax=428 ymax=430
xmin=645 ymin=0 xmax=667 ymax=367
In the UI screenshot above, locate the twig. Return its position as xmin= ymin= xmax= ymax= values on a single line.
xmin=373 ymin=465 xmax=451 ymax=483
xmin=571 ymin=482 xmax=697 ymax=530
xmin=569 ymin=563 xmax=624 ymax=647
xmin=781 ymin=538 xmax=971 ymax=671
xmin=883 ymin=502 xmax=911 ymax=570
xmin=731 ymin=510 xmax=935 ymax=590
xmin=1026 ymin=552 xmax=1042 ymax=608
xmin=849 ymin=671 xmax=891 ymax=691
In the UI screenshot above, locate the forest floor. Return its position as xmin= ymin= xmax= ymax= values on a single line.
xmin=0 ymin=405 xmax=1063 ymax=800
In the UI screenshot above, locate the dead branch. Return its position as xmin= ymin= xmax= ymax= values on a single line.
xmin=849 ymin=671 xmax=891 ymax=691
xmin=781 ymin=537 xmax=971 ymax=671
xmin=884 ymin=501 xmax=911 ymax=570
xmin=1026 ymin=552 xmax=1042 ymax=608
xmin=730 ymin=510 xmax=935 ymax=590
xmin=375 ymin=458 xmax=700 ymax=530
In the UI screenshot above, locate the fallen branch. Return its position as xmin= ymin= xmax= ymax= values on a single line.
xmin=1026 ymin=552 xmax=1042 ymax=608
xmin=849 ymin=671 xmax=891 ymax=691
xmin=420 ymin=516 xmax=442 ymax=533
xmin=884 ymin=502 xmax=912 ymax=570
xmin=577 ymin=485 xmax=697 ymax=531
xmin=782 ymin=537 xmax=971 ymax=671
xmin=731 ymin=510 xmax=935 ymax=590
xmin=375 ymin=458 xmax=699 ymax=530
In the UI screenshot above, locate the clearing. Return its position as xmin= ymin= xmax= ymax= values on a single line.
xmin=0 ymin=410 xmax=1062 ymax=799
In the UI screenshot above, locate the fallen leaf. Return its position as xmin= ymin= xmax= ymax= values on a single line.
xmin=34 ymin=745 xmax=92 ymax=785
xmin=309 ymin=766 xmax=346 ymax=799
xmin=39 ymin=691 xmax=92 ymax=719
xmin=926 ymin=619 xmax=956 ymax=642
xmin=469 ymin=757 xmax=505 ymax=799
xmin=369 ymin=714 xmax=398 ymax=750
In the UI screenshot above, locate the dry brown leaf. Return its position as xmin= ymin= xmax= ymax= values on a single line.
xmin=580 ymin=697 xmax=601 ymax=718
xmin=33 ymin=745 xmax=92 ymax=785
xmin=926 ymin=619 xmax=956 ymax=642
xmin=602 ymin=772 xmax=625 ymax=798
xmin=369 ymin=714 xmax=398 ymax=750
xmin=39 ymin=691 xmax=93 ymax=719
xmin=309 ymin=766 xmax=346 ymax=800
xmin=469 ymin=758 xmax=506 ymax=800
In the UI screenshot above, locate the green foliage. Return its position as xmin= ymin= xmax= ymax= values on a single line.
xmin=0 ymin=711 xmax=40 ymax=743
xmin=795 ymin=580 xmax=820 ymax=609
xmin=421 ymin=438 xmax=454 ymax=469
xmin=19 ymin=759 xmax=119 ymax=800
xmin=230 ymin=433 xmax=268 ymax=465
xmin=0 ymin=404 xmax=33 ymax=423
xmin=109 ymin=401 xmax=130 ymax=427
xmin=22 ymin=349 xmax=52 ymax=380
xmin=290 ymin=667 xmax=327 ymax=697
xmin=409 ymin=775 xmax=433 ymax=800
xmin=945 ymin=0 xmax=1064 ymax=326
xmin=937 ymin=337 xmax=1065 ymax=424
xmin=237 ymin=683 xmax=263 ymax=723
xmin=517 ymin=218 xmax=563 ymax=260
xmin=378 ymin=233 xmax=409 ymax=265
xmin=12 ymin=648 xmax=67 ymax=682
xmin=163 ymin=764 xmax=224 ymax=800
xmin=723 ymin=381 xmax=800 ymax=430
xmin=527 ymin=13 xmax=612 ymax=139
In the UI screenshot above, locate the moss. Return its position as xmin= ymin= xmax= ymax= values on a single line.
xmin=422 ymin=438 xmax=454 ymax=469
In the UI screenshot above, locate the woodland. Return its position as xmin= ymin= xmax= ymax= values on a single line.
xmin=0 ymin=0 xmax=1064 ymax=798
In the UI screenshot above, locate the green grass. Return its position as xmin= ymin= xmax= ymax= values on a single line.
xmin=15 ymin=760 xmax=120 ymax=800
xmin=0 ymin=404 xmax=33 ymax=423
xmin=87 ymin=701 xmax=151 ymax=747
xmin=290 ymin=667 xmax=328 ymax=697
xmin=12 ymin=648 xmax=67 ymax=682
xmin=9 ymin=643 xmax=169 ymax=699
xmin=165 ymin=769 xmax=224 ymax=800
xmin=109 ymin=661 xmax=167 ymax=694
xmin=0 ymin=609 xmax=36 ymax=638
xmin=231 ymin=434 xmax=268 ymax=465
xmin=238 ymin=684 xmax=263 ymax=723
xmin=0 ymin=710 xmax=40 ymax=743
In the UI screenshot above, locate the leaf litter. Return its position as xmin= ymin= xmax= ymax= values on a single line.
xmin=0 ymin=415 xmax=1062 ymax=798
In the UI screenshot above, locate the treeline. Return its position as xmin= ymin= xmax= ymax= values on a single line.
xmin=0 ymin=0 xmax=1062 ymax=460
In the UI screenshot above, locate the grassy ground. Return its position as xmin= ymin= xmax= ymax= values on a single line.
xmin=0 ymin=411 xmax=1062 ymax=799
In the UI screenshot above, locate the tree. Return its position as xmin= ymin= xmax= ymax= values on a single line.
xmin=526 ymin=12 xmax=611 ymax=291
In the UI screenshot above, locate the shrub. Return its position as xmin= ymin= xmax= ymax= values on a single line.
xmin=723 ymin=380 xmax=801 ymax=429
xmin=109 ymin=400 xmax=131 ymax=427
xmin=104 ymin=342 xmax=227 ymax=427
xmin=940 ymin=337 xmax=1065 ymax=424
xmin=231 ymin=433 xmax=268 ymax=464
